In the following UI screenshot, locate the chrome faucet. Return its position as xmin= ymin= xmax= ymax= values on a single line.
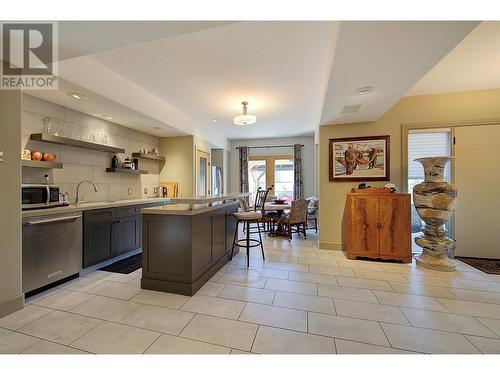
xmin=76 ymin=180 xmax=98 ymax=205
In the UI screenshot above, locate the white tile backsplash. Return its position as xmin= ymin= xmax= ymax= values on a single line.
xmin=21 ymin=94 xmax=160 ymax=203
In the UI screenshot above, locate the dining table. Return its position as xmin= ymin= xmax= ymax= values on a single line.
xmin=264 ymin=202 xmax=291 ymax=237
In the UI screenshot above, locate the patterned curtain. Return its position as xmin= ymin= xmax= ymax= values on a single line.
xmin=293 ymin=144 xmax=304 ymax=200
xmin=239 ymin=146 xmax=249 ymax=194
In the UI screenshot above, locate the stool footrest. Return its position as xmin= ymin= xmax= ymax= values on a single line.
xmin=234 ymin=238 xmax=262 ymax=248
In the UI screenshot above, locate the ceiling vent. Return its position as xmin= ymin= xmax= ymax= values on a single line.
xmin=341 ymin=104 xmax=362 ymax=114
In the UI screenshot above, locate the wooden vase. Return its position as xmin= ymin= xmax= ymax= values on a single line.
xmin=413 ymin=157 xmax=457 ymax=271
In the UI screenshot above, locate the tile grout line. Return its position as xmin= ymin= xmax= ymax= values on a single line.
xmin=248 ymin=324 xmax=260 ymax=353
xmin=67 ymin=319 xmax=107 ymax=349
xmin=377 ymin=321 xmax=394 ymax=348
xmin=472 ymin=316 xmax=500 ymax=338
xmin=463 ymin=333 xmax=484 ymax=353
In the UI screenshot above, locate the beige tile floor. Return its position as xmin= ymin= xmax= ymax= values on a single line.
xmin=2 ymin=232 xmax=500 ymax=354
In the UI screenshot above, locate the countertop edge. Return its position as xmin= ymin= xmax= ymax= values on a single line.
xmin=22 ymin=198 xmax=171 ymax=217
xmin=142 ymin=201 xmax=239 ymax=216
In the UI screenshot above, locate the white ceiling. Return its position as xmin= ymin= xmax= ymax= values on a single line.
xmin=21 ymin=20 xmax=487 ymax=148
xmin=57 ymin=21 xmax=234 ymax=61
xmin=90 ymin=21 xmax=337 ymax=140
xmin=407 ymin=21 xmax=500 ymax=96
xmin=320 ymin=21 xmax=480 ymax=125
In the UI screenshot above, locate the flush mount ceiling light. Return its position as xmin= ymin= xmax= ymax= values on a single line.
xmin=233 ymin=101 xmax=256 ymax=126
xmin=357 ymin=86 xmax=374 ymax=95
xmin=67 ymin=92 xmax=88 ymax=100
xmin=102 ymin=115 xmax=113 ymax=120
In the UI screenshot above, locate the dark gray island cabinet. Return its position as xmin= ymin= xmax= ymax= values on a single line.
xmin=141 ymin=195 xmax=245 ymax=295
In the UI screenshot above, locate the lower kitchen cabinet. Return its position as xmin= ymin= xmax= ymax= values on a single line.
xmin=115 ymin=214 xmax=141 ymax=256
xmin=83 ymin=208 xmax=115 ymax=268
xmin=83 ymin=204 xmax=153 ymax=268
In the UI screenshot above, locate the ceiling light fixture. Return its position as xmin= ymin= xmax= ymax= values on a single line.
xmin=357 ymin=86 xmax=374 ymax=95
xmin=102 ymin=115 xmax=113 ymax=120
xmin=211 ymin=119 xmax=217 ymax=123
xmin=67 ymin=92 xmax=88 ymax=100
xmin=233 ymin=101 xmax=256 ymax=126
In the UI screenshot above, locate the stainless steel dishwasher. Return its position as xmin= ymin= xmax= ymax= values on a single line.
xmin=22 ymin=212 xmax=82 ymax=293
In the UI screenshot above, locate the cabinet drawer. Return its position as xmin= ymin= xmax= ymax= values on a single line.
xmin=116 ymin=205 xmax=139 ymax=218
xmin=84 ymin=208 xmax=114 ymax=223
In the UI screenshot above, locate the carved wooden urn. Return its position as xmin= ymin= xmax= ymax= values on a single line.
xmin=413 ymin=157 xmax=457 ymax=271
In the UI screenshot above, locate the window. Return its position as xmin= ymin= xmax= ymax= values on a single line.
xmin=274 ymin=159 xmax=294 ymax=202
xmin=248 ymin=159 xmax=267 ymax=204
xmin=248 ymin=155 xmax=294 ymax=204
xmin=408 ymin=128 xmax=452 ymax=236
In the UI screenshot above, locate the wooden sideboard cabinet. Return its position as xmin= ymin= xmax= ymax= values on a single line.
xmin=345 ymin=192 xmax=411 ymax=263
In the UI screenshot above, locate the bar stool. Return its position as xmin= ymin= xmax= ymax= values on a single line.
xmin=230 ymin=211 xmax=265 ymax=267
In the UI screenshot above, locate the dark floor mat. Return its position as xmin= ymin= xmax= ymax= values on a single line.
xmin=99 ymin=253 xmax=142 ymax=274
xmin=456 ymin=257 xmax=500 ymax=275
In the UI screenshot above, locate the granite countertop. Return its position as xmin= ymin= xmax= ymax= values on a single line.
xmin=22 ymin=197 xmax=171 ymax=218
xmin=143 ymin=193 xmax=248 ymax=214
xmin=169 ymin=192 xmax=250 ymax=205
xmin=142 ymin=201 xmax=239 ymax=216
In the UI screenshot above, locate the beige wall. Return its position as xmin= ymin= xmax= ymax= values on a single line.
xmin=229 ymin=136 xmax=317 ymax=196
xmin=21 ymin=95 xmax=161 ymax=202
xmin=319 ymin=89 xmax=500 ymax=250
xmin=0 ymin=91 xmax=23 ymax=317
xmin=159 ymin=135 xmax=194 ymax=197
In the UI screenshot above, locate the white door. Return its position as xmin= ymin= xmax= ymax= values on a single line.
xmin=454 ymin=124 xmax=500 ymax=258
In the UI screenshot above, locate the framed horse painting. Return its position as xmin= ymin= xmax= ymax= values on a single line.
xmin=328 ymin=135 xmax=390 ymax=182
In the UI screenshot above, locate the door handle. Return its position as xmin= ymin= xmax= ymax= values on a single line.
xmin=25 ymin=214 xmax=82 ymax=226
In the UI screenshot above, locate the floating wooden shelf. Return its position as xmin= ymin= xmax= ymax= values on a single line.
xmin=131 ymin=153 xmax=165 ymax=161
xmin=31 ymin=133 xmax=125 ymax=154
xmin=106 ymin=168 xmax=148 ymax=175
xmin=22 ymin=160 xmax=63 ymax=169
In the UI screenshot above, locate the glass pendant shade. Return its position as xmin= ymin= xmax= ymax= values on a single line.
xmin=233 ymin=101 xmax=256 ymax=126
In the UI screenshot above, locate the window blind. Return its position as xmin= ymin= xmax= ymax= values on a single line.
xmin=408 ymin=128 xmax=451 ymax=180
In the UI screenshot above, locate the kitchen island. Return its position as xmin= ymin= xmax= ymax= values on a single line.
xmin=140 ymin=193 xmax=248 ymax=295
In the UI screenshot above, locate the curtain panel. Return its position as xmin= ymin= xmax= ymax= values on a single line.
xmin=293 ymin=144 xmax=303 ymax=200
xmin=239 ymin=146 xmax=249 ymax=195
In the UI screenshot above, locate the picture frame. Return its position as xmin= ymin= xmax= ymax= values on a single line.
xmin=328 ymin=135 xmax=390 ymax=182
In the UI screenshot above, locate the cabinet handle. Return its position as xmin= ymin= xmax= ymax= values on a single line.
xmin=25 ymin=214 xmax=82 ymax=226
xmin=376 ymin=223 xmax=382 ymax=229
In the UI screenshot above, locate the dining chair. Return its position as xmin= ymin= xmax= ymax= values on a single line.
xmin=306 ymin=199 xmax=319 ymax=233
xmin=254 ymin=187 xmax=279 ymax=233
xmin=278 ymin=198 xmax=310 ymax=240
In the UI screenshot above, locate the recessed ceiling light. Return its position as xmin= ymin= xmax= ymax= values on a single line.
xmin=67 ymin=92 xmax=88 ymax=100
xmin=357 ymin=86 xmax=374 ymax=95
xmin=102 ymin=115 xmax=113 ymax=120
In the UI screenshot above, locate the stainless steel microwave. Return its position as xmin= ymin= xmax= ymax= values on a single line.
xmin=22 ymin=184 xmax=61 ymax=210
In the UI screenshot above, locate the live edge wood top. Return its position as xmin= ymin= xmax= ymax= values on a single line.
xmin=142 ymin=193 xmax=249 ymax=213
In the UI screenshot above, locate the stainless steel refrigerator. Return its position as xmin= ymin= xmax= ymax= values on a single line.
xmin=211 ymin=166 xmax=223 ymax=195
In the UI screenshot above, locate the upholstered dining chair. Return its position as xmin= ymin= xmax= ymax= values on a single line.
xmin=278 ymin=198 xmax=310 ymax=240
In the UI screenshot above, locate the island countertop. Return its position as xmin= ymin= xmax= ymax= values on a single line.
xmin=144 ymin=192 xmax=250 ymax=211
